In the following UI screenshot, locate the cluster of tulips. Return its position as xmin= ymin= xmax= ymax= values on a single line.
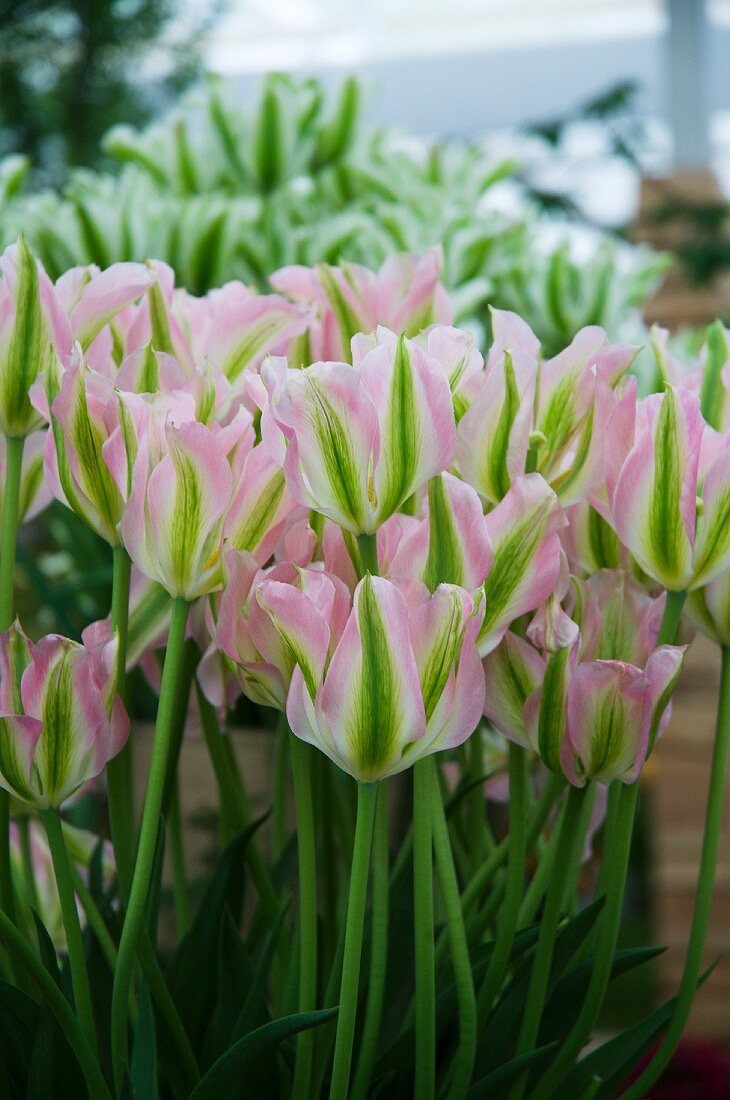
xmin=0 ymin=234 xmax=729 ymax=1100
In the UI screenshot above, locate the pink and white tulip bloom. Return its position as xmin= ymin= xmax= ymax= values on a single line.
xmin=117 ymin=405 xmax=298 ymax=600
xmin=563 ymin=646 xmax=685 ymax=785
xmin=214 ymin=549 xmax=351 ymax=710
xmin=600 ymin=383 xmax=730 ymax=591
xmin=285 ymin=574 xmax=484 ymax=782
xmin=271 ymin=249 xmax=452 ymax=363
xmin=385 ymin=470 xmax=566 ymax=656
xmin=263 ymin=333 xmax=456 ymax=534
xmin=457 ymin=311 xmax=636 ymax=507
xmin=44 ymin=354 xmax=126 ymax=544
xmin=0 ymin=238 xmax=72 ymax=438
xmin=0 ymin=623 xmax=129 ymax=809
xmin=483 ymin=567 xmax=686 ymax=784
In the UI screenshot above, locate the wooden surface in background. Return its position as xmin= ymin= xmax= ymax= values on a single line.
xmin=648 ymin=634 xmax=730 ymax=1037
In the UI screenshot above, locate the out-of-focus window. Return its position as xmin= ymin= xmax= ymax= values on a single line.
xmin=208 ymin=0 xmax=668 ymax=74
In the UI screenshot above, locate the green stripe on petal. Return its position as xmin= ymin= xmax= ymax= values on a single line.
xmin=699 ymin=320 xmax=729 ymax=430
xmin=0 ymin=717 xmax=37 ymax=803
xmin=692 ymin=486 xmax=730 ymax=589
xmin=487 ymin=352 xmax=520 ymax=500
xmin=586 ymin=506 xmax=621 ymax=570
xmin=378 ymin=335 xmax=420 ymax=520
xmin=419 ymin=590 xmax=464 ymax=721
xmin=68 ymin=373 xmax=121 ymax=539
xmin=423 ymin=476 xmax=464 ymax=591
xmin=38 ymin=653 xmax=75 ymax=804
xmin=2 ymin=236 xmax=44 ymax=435
xmin=305 ymin=374 xmax=367 ymax=530
xmin=648 ymin=388 xmax=689 ymax=583
xmin=168 ymin=451 xmax=206 ymax=591
xmin=317 ymin=264 xmax=362 ymax=356
xmin=480 ymin=506 xmax=551 ymax=643
xmin=348 ymin=576 xmax=400 ymax=776
xmin=537 ymin=645 xmax=572 ymax=774
xmin=222 ymin=313 xmax=295 ymax=382
xmin=229 ymin=469 xmax=286 ymax=555
xmin=127 ymin=583 xmax=170 ymax=667
xmin=148 ymin=279 xmax=173 ymax=353
xmin=584 ymin=692 xmax=626 ymax=780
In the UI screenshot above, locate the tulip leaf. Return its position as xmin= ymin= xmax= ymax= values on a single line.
xmin=167 ymin=817 xmax=268 ymax=1051
xmin=0 ymin=980 xmax=38 ymax=1097
xmin=189 ymin=1009 xmax=338 ymax=1100
xmin=472 ymin=898 xmax=605 ymax=1081
xmin=562 ymin=962 xmax=717 ymax=1098
xmin=130 ymin=981 xmax=158 ymax=1100
xmin=465 ymin=1043 xmax=559 ymax=1098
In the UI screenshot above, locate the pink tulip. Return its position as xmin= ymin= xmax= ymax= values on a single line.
xmin=0 ymin=238 xmax=73 ymax=438
xmin=285 ymin=574 xmax=484 ymax=781
xmin=0 ymin=623 xmax=129 ymax=808
xmin=262 ymin=333 xmax=456 ymax=534
xmin=457 ymin=312 xmax=637 ymax=507
xmin=483 ymin=566 xmax=686 ymax=784
xmin=214 ymin=549 xmax=351 ymax=710
xmin=600 ymin=383 xmax=730 ymax=591
xmin=271 ymin=249 xmax=452 ymax=363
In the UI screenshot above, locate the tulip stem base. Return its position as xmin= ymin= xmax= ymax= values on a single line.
xmin=477 ymin=743 xmax=527 ymax=1028
xmin=329 ymin=781 xmax=378 ymax=1100
xmin=0 ymin=905 xmax=111 ymax=1100
xmin=106 ymin=545 xmax=134 ymax=897
xmin=110 ymin=596 xmax=190 ymax=1089
xmin=42 ymin=807 xmax=98 ymax=1055
xmin=351 ymin=782 xmax=390 ymax=1100
xmin=0 ymin=435 xmax=24 ymax=930
xmin=431 ymin=759 xmax=477 ymax=1100
xmin=413 ymin=757 xmax=436 ymax=1100
xmin=510 ymin=785 xmax=587 ymax=1099
xmin=621 ymin=642 xmax=730 ymax=1099
xmin=531 ymin=780 xmax=639 ymax=1099
xmin=291 ymin=733 xmax=318 ymax=1100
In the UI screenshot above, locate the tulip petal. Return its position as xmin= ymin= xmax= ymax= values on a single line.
xmin=478 ymin=474 xmax=565 ymax=655
xmin=318 ymin=575 xmax=425 ymax=781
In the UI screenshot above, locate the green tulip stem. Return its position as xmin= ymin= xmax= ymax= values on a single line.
xmin=476 ymin=743 xmax=528 ymax=1026
xmin=0 ymin=905 xmax=111 ymax=1100
xmin=431 ymin=759 xmax=477 ymax=1100
xmin=110 ymin=595 xmax=190 ymax=1089
xmin=413 ymin=757 xmax=436 ymax=1100
xmin=530 ymin=780 xmax=639 ymax=1099
xmin=329 ymin=780 xmax=378 ymax=1100
xmin=41 ymin=806 xmax=98 ymax=1055
xmin=0 ymin=434 xmax=23 ymax=630
xmin=106 ymin=545 xmax=134 ymax=896
xmin=509 ymin=785 xmax=587 ymax=1099
xmin=0 ymin=433 xmax=24 ymax=928
xmin=621 ymin=641 xmax=730 ymax=1099
xmin=351 ymin=782 xmax=390 ymax=1100
xmin=291 ymin=733 xmax=318 ymax=1100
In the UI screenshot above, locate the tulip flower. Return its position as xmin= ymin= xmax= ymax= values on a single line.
xmin=44 ymin=355 xmax=126 ymax=544
xmin=0 ymin=430 xmax=51 ymax=525
xmin=271 ymin=249 xmax=452 ymax=363
xmin=563 ymin=647 xmax=685 ymax=785
xmin=483 ymin=567 xmax=686 ymax=784
xmin=285 ymin=574 xmax=484 ymax=781
xmin=601 ymin=384 xmax=730 ymax=591
xmin=0 ymin=623 xmax=129 ymax=809
xmin=0 ymin=238 xmax=72 ymax=438
xmin=457 ymin=312 xmax=637 ymax=507
xmin=214 ymin=549 xmax=351 ymax=710
xmin=263 ymin=333 xmax=456 ymax=534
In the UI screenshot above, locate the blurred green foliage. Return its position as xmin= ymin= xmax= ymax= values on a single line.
xmin=0 ymin=0 xmax=222 ymax=184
